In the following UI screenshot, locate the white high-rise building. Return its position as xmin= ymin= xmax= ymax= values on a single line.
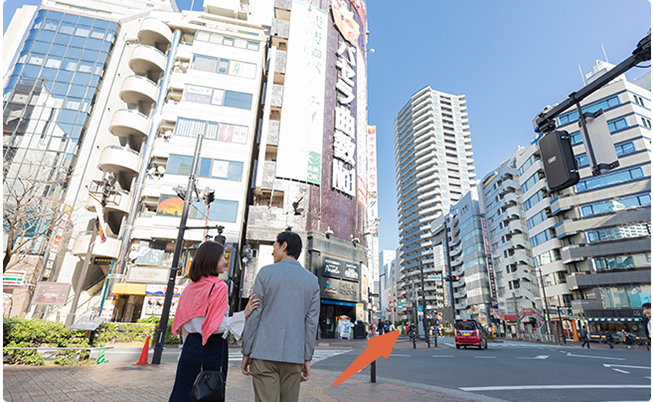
xmin=393 ymin=86 xmax=477 ymax=320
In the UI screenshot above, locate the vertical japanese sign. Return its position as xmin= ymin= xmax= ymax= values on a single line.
xmin=366 ymin=126 xmax=378 ymax=230
xmin=477 ymin=186 xmax=497 ymax=299
xmin=276 ymin=1 xmax=328 ymax=185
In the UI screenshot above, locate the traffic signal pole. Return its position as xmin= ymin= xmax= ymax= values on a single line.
xmin=419 ymin=261 xmax=430 ymax=348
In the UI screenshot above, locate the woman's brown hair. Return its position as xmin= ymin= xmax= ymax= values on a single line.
xmin=188 ymin=241 xmax=225 ymax=282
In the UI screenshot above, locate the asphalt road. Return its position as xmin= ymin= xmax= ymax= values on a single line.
xmin=105 ymin=338 xmax=651 ymax=402
xmin=311 ymin=337 xmax=652 ymax=402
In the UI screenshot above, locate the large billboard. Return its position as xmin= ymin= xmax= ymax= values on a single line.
xmin=276 ymin=1 xmax=328 ymax=184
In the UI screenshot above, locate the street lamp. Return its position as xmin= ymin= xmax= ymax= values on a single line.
xmin=526 ymin=268 xmax=554 ymax=343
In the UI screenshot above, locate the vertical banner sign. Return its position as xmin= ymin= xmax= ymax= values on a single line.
xmin=356 ymin=47 xmax=368 ymax=209
xmin=276 ymin=1 xmax=328 ymax=184
xmin=477 ymin=186 xmax=497 ymax=299
xmin=366 ymin=126 xmax=378 ymax=230
xmin=92 ymin=199 xmax=107 ymax=243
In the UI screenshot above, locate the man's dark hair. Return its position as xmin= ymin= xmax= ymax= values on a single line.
xmin=188 ymin=241 xmax=224 ymax=282
xmin=276 ymin=231 xmax=302 ymax=259
xmin=643 ymin=302 xmax=651 ymax=308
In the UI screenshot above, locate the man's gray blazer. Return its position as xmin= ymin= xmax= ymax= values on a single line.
xmin=242 ymin=258 xmax=320 ymax=365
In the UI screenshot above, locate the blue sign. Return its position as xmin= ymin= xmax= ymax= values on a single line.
xmin=417 ymin=305 xmax=423 ymax=312
xmin=493 ymin=301 xmax=499 ymax=308
xmin=398 ymin=302 xmax=402 ymax=307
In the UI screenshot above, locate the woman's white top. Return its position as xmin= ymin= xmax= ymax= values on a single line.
xmin=181 ymin=311 xmax=246 ymax=344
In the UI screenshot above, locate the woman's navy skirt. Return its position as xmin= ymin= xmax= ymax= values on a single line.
xmin=169 ymin=333 xmax=228 ymax=401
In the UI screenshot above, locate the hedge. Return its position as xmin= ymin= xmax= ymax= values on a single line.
xmin=3 ymin=317 xmax=180 ymax=365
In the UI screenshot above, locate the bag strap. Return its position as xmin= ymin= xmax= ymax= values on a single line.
xmin=200 ymin=282 xmax=216 ymax=371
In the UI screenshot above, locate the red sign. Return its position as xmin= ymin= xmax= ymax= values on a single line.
xmin=32 ymin=283 xmax=71 ymax=305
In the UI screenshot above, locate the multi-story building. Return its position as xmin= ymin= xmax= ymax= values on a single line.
xmin=379 ymin=249 xmax=396 ymax=321
xmin=527 ymin=63 xmax=651 ymax=339
xmin=393 ymin=86 xmax=477 ymax=321
xmin=431 ymin=190 xmax=492 ymax=327
xmin=481 ymin=149 xmax=543 ymax=338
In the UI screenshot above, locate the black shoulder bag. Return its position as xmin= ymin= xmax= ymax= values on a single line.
xmin=190 ymin=282 xmax=226 ymax=402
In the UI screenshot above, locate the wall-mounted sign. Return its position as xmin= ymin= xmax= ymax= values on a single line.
xmin=343 ymin=262 xmax=359 ymax=282
xmin=323 ymin=257 xmax=343 ymax=279
xmin=127 ymin=266 xmax=169 ymax=284
xmin=331 ymin=0 xmax=360 ymax=46
xmin=3 ymin=271 xmax=25 ymax=287
xmin=32 ymin=282 xmax=71 ymax=305
xmin=356 ymin=303 xmax=365 ymax=321
xmin=145 ymin=284 xmax=185 ymax=296
xmin=156 ymin=195 xmax=183 ymax=217
xmin=319 ymin=276 xmax=359 ymax=302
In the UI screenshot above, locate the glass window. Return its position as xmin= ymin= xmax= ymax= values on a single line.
xmin=211 ymin=159 xmax=243 ymax=181
xmin=31 ymin=41 xmax=51 ymax=55
xmin=74 ymin=26 xmax=90 ymax=37
xmin=208 ymin=200 xmax=238 ymax=222
xmin=167 ymin=154 xmax=193 ymax=175
xmin=78 ymin=16 xmax=94 ymax=26
xmin=40 ymin=68 xmax=58 ymax=82
xmin=27 ymin=55 xmax=44 ymax=65
xmin=63 ymin=59 xmax=77 ymax=71
xmin=62 ymin=14 xmax=78 ymax=24
xmin=104 ymin=32 xmax=114 ymax=42
xmin=69 ymin=36 xmax=87 ymax=48
xmin=90 ymin=29 xmax=105 ymax=39
xmin=56 ymin=70 xmax=73 ymax=83
xmin=196 ymin=31 xmax=210 ymax=42
xmin=212 ymin=89 xmax=224 ymax=105
xmin=65 ymin=47 xmax=82 ymax=59
xmin=521 ymin=172 xmax=540 ymax=193
xmin=53 ymin=33 xmax=71 ymax=46
xmin=223 ymin=91 xmax=253 ymax=110
xmin=234 ymin=39 xmax=247 ymax=49
xmin=223 ymin=37 xmax=234 ymax=46
xmin=44 ymin=20 xmax=59 ymax=31
xmin=57 ymin=110 xmax=78 ymax=125
xmin=81 ymin=49 xmax=99 ymax=62
xmin=73 ymin=72 xmax=91 ymax=86
xmin=174 ymin=118 xmax=206 ymax=138
xmin=93 ymin=19 xmax=109 ymax=29
xmin=59 ymin=23 xmax=75 ymax=35
xmin=47 ymin=10 xmax=64 ymax=20
xmin=218 ymin=58 xmax=229 ymax=74
xmin=64 ymin=98 xmax=81 ymax=110
xmin=33 ymin=18 xmax=43 ymax=30
xmin=85 ymin=38 xmax=102 ymax=51
xmin=209 ymin=34 xmax=222 ymax=44
xmin=575 ymin=154 xmax=589 ymax=168
xmin=247 ymin=41 xmax=259 ymax=51
xmin=192 ymin=54 xmax=219 ymax=73
xmin=17 ymin=52 xmax=29 ymax=64
xmin=182 ymin=85 xmax=212 ymax=104
xmin=67 ymin=84 xmax=86 ymax=98
xmin=615 ymin=141 xmax=636 ymax=156
xmin=78 ymin=62 xmax=93 ymax=73
xmin=576 ymin=167 xmax=645 ymax=192
xmin=49 ymin=44 xmax=67 ymax=57
xmin=21 ymin=65 xmax=41 ymax=78
xmin=36 ymin=30 xmax=55 ymax=43
xmin=607 ymin=118 xmax=628 ymax=132
xmin=198 ymin=158 xmax=212 ymax=177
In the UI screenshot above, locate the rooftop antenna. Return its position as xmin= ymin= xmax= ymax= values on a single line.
xmin=577 ymin=62 xmax=586 ymax=86
xmin=601 ymin=44 xmax=609 ymax=63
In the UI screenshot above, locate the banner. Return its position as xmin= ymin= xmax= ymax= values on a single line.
xmin=275 ymin=1 xmax=328 ymax=185
xmin=366 ymin=126 xmax=378 ymax=229
xmin=92 ymin=198 xmax=107 ymax=244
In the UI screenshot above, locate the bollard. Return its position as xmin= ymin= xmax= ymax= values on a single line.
xmin=412 ymin=334 xmax=416 ymax=349
xmin=370 ymin=360 xmax=376 ymax=383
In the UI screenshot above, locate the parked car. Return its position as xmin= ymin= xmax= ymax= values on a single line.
xmin=455 ymin=319 xmax=487 ymax=350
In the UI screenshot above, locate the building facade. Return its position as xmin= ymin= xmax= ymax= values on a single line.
xmin=481 ymin=149 xmax=543 ymax=338
xmin=394 ymin=86 xmax=476 ymax=321
xmin=529 ymin=65 xmax=651 ymax=339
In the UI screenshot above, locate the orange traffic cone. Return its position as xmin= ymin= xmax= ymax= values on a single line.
xmin=133 ymin=336 xmax=150 ymax=366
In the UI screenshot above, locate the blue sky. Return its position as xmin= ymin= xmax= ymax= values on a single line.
xmin=4 ymin=0 xmax=651 ymax=253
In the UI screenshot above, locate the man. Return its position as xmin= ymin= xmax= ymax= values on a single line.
xmin=604 ymin=330 xmax=614 ymax=349
xmin=580 ymin=326 xmax=590 ymax=348
xmin=642 ymin=302 xmax=651 ymax=349
xmin=241 ymin=232 xmax=320 ymax=402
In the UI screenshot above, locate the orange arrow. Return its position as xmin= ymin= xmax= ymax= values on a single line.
xmin=333 ymin=330 xmax=400 ymax=386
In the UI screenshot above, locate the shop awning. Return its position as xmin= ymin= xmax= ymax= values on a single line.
xmin=322 ymin=300 xmax=356 ymax=307
xmin=112 ymin=283 xmax=146 ymax=296
xmin=501 ymin=315 xmax=517 ymax=321
xmin=588 ymin=317 xmax=641 ymax=322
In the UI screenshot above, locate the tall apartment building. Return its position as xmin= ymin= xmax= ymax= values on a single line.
xmin=481 ymin=149 xmax=543 ymax=337
xmin=379 ymin=249 xmax=396 ymax=321
xmin=394 ymin=86 xmax=476 ymax=321
xmin=3 ymin=0 xmax=269 ymax=321
xmin=431 ymin=190 xmax=492 ymax=326
xmin=519 ymin=63 xmax=651 ymax=339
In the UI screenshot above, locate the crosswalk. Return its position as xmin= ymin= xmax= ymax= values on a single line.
xmin=227 ymin=349 xmax=352 ymax=364
xmin=443 ymin=342 xmax=569 ymax=349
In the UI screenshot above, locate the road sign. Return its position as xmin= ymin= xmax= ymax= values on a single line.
xmin=493 ymin=300 xmax=499 ymax=308
xmin=417 ymin=305 xmax=423 ymax=312
xmin=388 ymin=301 xmax=394 ymax=308
xmin=427 ymin=275 xmax=441 ymax=281
xmin=398 ymin=302 xmax=402 ymax=307
xmin=417 ymin=311 xmax=423 ymax=316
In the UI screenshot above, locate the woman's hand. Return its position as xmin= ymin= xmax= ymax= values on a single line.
xmin=244 ymin=293 xmax=261 ymax=318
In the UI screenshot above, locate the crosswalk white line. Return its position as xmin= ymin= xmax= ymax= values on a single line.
xmin=227 ymin=349 xmax=352 ymax=364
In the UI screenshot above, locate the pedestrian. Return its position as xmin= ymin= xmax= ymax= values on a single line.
xmin=169 ymin=241 xmax=261 ymax=401
xmin=409 ymin=322 xmax=416 ymax=340
xmin=580 ymin=326 xmax=590 ymax=348
xmin=642 ymin=302 xmax=651 ymax=349
xmin=621 ymin=329 xmax=632 ymax=348
xmin=241 ymin=231 xmax=320 ymax=402
xmin=604 ymin=331 xmax=614 ymax=349
xmin=377 ymin=319 xmax=383 ymax=335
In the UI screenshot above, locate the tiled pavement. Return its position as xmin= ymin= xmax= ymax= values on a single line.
xmin=3 ymin=361 xmax=481 ymax=402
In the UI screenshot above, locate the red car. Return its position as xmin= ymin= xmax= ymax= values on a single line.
xmin=455 ymin=319 xmax=487 ymax=350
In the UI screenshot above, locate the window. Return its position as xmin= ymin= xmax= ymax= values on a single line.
xmin=533 ymin=249 xmax=561 ymax=267
xmin=191 ymin=54 xmax=256 ymax=78
xmin=521 ymin=172 xmax=540 ymax=193
xmin=198 ymin=159 xmax=244 ymax=181
xmin=518 ymin=154 xmax=539 ymax=176
xmin=167 ymin=154 xmax=193 ymax=175
xmin=575 ymin=167 xmax=644 ymax=192
xmin=558 ymin=96 xmax=620 ymax=126
xmin=586 ymin=223 xmax=651 ymax=243
xmin=174 ymin=118 xmax=248 ymax=144
xmin=641 ymin=117 xmax=651 ymax=129
xmin=530 ymin=228 xmax=556 ymax=248
xmin=524 ymin=190 xmax=547 ymax=211
xmin=527 ymin=209 xmax=548 ymax=229
xmin=614 ymin=141 xmax=636 ymax=156
xmin=182 ymin=85 xmax=213 ymax=104
xmin=607 ymin=118 xmax=628 ymax=132
xmin=45 ymin=57 xmax=62 ymax=69
xmin=182 ymin=85 xmax=252 ymax=110
xmin=634 ymin=95 xmax=646 ymax=107
xmin=462 ymin=242 xmax=484 ymax=257
xmin=189 ymin=199 xmax=239 ymax=222
xmin=223 ymin=91 xmax=253 ymax=110
xmin=27 ymin=55 xmax=44 ymax=65
xmin=575 ymin=154 xmax=589 ymax=168
xmin=74 ymin=26 xmax=90 ymax=37
xmin=580 ymin=193 xmax=651 ymax=217
xmin=600 ymin=285 xmax=651 ymax=309
xmin=592 ymin=254 xmax=650 ymax=271
xmin=192 ymin=54 xmax=219 ymax=73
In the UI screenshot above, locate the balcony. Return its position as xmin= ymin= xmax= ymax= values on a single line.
xmin=85 ymin=188 xmax=131 ymax=216
xmin=502 ymin=193 xmax=519 ymax=206
xmin=119 ymin=75 xmax=158 ymax=105
xmin=129 ymin=45 xmax=166 ymax=75
xmin=97 ymin=146 xmax=141 ymax=174
xmin=137 ymin=17 xmax=172 ymax=48
xmin=71 ymin=232 xmax=120 ymax=259
xmin=109 ymin=109 xmax=150 ymax=139
xmin=561 ymin=238 xmax=651 ymax=264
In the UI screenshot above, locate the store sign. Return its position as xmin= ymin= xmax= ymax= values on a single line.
xmin=343 ymin=262 xmax=360 ymax=282
xmin=127 ymin=266 xmax=169 ymax=284
xmin=3 ymin=271 xmax=25 ymax=286
xmin=356 ymin=303 xmax=365 ymax=321
xmin=319 ymin=276 xmax=359 ymax=302
xmin=331 ymin=0 xmax=360 ymax=46
xmin=145 ymin=284 xmax=185 ymax=296
xmin=481 ymin=217 xmax=497 ymax=299
xmin=323 ymin=257 xmax=343 ymax=278
xmin=32 ymin=283 xmax=71 ymax=305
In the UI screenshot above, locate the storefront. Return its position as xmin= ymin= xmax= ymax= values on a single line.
xmin=588 ymin=317 xmax=647 ymax=338
xmin=317 ymin=256 xmax=361 ymax=339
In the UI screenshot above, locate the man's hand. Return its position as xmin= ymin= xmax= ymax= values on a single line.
xmin=241 ymin=354 xmax=252 ymax=376
xmin=301 ymin=360 xmax=311 ymax=382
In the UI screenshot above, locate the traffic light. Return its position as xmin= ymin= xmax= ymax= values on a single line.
xmin=444 ymin=275 xmax=461 ymax=282
xmin=567 ymin=308 xmax=573 ymax=317
xmin=203 ymin=188 xmax=215 ymax=205
xmin=538 ymin=130 xmax=579 ymax=192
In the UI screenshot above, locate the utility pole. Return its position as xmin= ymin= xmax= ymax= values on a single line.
xmin=556 ymin=306 xmax=567 ymax=344
xmin=419 ymin=260 xmax=430 ymax=348
xmin=152 ymin=123 xmax=206 ymax=365
xmin=513 ymin=292 xmax=521 ymax=339
xmin=66 ymin=175 xmax=116 ymax=327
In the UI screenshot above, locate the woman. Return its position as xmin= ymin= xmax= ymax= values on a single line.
xmin=169 ymin=241 xmax=260 ymax=401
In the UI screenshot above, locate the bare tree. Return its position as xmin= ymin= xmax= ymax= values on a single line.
xmin=3 ymin=158 xmax=70 ymax=272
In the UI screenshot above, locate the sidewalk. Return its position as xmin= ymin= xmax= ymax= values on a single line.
xmin=3 ymin=362 xmax=484 ymax=402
